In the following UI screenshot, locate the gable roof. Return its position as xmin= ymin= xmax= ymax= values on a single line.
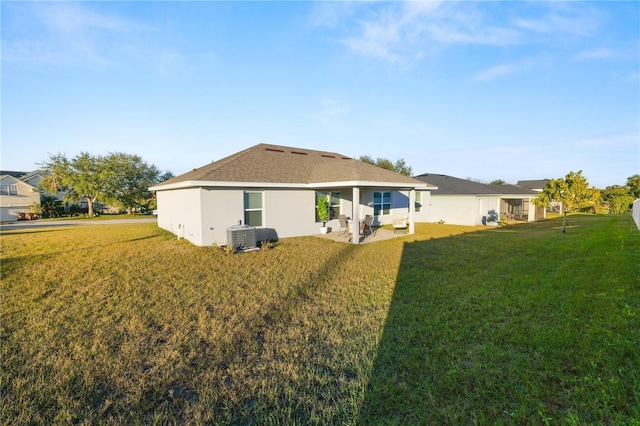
xmin=151 ymin=144 xmax=435 ymax=191
xmin=413 ymin=173 xmax=537 ymax=196
xmin=413 ymin=174 xmax=502 ymax=195
xmin=516 ymin=179 xmax=550 ymax=190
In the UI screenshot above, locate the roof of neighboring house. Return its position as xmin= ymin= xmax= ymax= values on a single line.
xmin=413 ymin=174 xmax=501 ymax=195
xmin=413 ymin=174 xmax=537 ymax=196
xmin=152 ymin=144 xmax=436 ymax=190
xmin=516 ymin=179 xmax=550 ymax=190
xmin=0 ymin=171 xmax=27 ymax=179
xmin=490 ymin=184 xmax=538 ymax=195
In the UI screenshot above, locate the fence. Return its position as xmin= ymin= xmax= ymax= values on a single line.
xmin=633 ymin=199 xmax=640 ymax=229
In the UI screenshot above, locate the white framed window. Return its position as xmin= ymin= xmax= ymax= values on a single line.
xmin=374 ymin=191 xmax=391 ymax=216
xmin=244 ymin=191 xmax=263 ymax=227
xmin=315 ymin=191 xmax=341 ymax=221
xmin=0 ymin=185 xmax=18 ymax=196
xmin=415 ymin=191 xmax=422 ymax=213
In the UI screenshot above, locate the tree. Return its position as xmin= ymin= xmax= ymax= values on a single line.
xmin=358 ymin=155 xmax=413 ymax=176
xmin=40 ymin=152 xmax=105 ymax=216
xmin=627 ymin=174 xmax=640 ymax=199
xmin=39 ymin=195 xmax=64 ymax=218
xmin=102 ymin=152 xmax=161 ymax=214
xmin=532 ymin=170 xmax=600 ymax=233
xmin=600 ymin=185 xmax=634 ymax=215
xmin=490 ymin=179 xmax=506 ymax=185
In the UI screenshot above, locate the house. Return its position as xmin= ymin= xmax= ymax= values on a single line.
xmin=149 ymin=144 xmax=437 ymax=246
xmin=517 ymin=179 xmax=562 ymax=213
xmin=0 ymin=175 xmax=41 ymax=222
xmin=412 ymin=174 xmax=545 ymax=226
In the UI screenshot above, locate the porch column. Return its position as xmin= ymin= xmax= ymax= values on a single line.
xmin=409 ymin=189 xmax=416 ymax=234
xmin=352 ymin=186 xmax=360 ymax=244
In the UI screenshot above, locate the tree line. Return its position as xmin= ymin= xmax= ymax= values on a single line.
xmin=39 ymin=152 xmax=173 ymax=216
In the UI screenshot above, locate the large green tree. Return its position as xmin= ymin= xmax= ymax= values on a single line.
xmin=359 ymin=155 xmax=413 ymax=177
xmin=600 ymin=185 xmax=634 ymax=215
xmin=102 ymin=152 xmax=162 ymax=214
xmin=40 ymin=152 xmax=106 ymax=216
xmin=532 ymin=170 xmax=600 ymax=233
xmin=626 ymin=174 xmax=640 ymax=199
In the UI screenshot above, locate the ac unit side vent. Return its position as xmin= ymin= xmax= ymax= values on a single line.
xmin=226 ymin=225 xmax=257 ymax=251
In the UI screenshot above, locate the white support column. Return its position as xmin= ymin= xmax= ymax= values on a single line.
xmin=352 ymin=187 xmax=360 ymax=244
xmin=409 ymin=189 xmax=416 ymax=234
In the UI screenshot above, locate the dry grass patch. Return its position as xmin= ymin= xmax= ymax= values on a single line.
xmin=1 ymin=217 xmax=638 ymax=424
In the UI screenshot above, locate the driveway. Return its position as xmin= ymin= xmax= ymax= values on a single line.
xmin=0 ymin=218 xmax=157 ymax=231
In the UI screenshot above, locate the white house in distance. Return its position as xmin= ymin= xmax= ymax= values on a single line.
xmin=412 ymin=174 xmax=545 ymax=226
xmin=150 ymin=143 xmax=437 ymax=246
xmin=0 ymin=174 xmax=41 ymax=222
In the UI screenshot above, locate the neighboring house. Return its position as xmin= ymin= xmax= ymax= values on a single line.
xmin=0 ymin=175 xmax=41 ymax=222
xmin=517 ymin=178 xmax=562 ymax=213
xmin=149 ymin=143 xmax=437 ymax=246
xmin=21 ymin=170 xmax=67 ymax=203
xmin=412 ymin=174 xmax=545 ymax=226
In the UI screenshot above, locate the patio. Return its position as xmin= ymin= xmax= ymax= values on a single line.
xmin=315 ymin=226 xmax=406 ymax=244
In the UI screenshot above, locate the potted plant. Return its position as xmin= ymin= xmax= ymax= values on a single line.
xmin=317 ymin=197 xmax=330 ymax=234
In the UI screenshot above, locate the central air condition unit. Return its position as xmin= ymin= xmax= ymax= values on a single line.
xmin=226 ymin=224 xmax=257 ymax=251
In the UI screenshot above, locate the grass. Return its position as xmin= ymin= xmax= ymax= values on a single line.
xmin=1 ymin=215 xmax=638 ymax=424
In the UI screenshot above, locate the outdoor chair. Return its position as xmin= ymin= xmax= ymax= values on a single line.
xmin=338 ymin=215 xmax=349 ymax=236
xmin=392 ymin=217 xmax=408 ymax=233
xmin=363 ymin=214 xmax=376 ymax=237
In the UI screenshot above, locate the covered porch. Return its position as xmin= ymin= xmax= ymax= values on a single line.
xmin=313 ymin=183 xmax=427 ymax=244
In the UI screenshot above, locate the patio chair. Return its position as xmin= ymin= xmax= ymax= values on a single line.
xmin=392 ymin=217 xmax=408 ymax=233
xmin=338 ymin=215 xmax=349 ymax=236
xmin=363 ymin=214 xmax=376 ymax=237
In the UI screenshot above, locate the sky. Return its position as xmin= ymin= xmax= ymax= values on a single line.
xmin=2 ymin=1 xmax=639 ymax=189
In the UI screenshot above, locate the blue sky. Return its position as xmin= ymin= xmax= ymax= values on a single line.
xmin=2 ymin=1 xmax=638 ymax=188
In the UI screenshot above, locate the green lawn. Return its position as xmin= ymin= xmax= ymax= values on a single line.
xmin=1 ymin=215 xmax=638 ymax=425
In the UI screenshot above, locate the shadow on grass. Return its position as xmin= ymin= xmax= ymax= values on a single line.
xmin=358 ymin=216 xmax=640 ymax=424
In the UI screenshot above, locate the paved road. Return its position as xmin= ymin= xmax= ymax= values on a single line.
xmin=0 ymin=218 xmax=157 ymax=231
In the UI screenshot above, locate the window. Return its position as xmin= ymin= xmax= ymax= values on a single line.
xmin=415 ymin=191 xmax=422 ymax=213
xmin=315 ymin=191 xmax=341 ymax=221
xmin=0 ymin=185 xmax=18 ymax=196
xmin=244 ymin=191 xmax=263 ymax=227
xmin=374 ymin=191 xmax=391 ymax=216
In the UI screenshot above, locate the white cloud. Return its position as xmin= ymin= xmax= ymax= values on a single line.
xmin=35 ymin=3 xmax=141 ymax=35
xmin=472 ymin=64 xmax=519 ymax=81
xmin=2 ymin=3 xmax=146 ymax=67
xmin=576 ymin=48 xmax=619 ymax=60
xmin=320 ymin=2 xmax=608 ymax=64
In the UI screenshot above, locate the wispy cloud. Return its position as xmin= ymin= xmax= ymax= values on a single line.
xmin=512 ymin=4 xmax=600 ymax=37
xmin=316 ymin=2 xmax=606 ymax=64
xmin=576 ymin=48 xmax=619 ymax=60
xmin=3 ymin=3 xmax=145 ymax=67
xmin=473 ymin=64 xmax=520 ymax=82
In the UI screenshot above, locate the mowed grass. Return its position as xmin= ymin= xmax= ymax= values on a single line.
xmin=1 ymin=216 xmax=638 ymax=424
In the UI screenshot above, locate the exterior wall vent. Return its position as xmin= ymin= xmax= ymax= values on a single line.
xmin=226 ymin=224 xmax=257 ymax=251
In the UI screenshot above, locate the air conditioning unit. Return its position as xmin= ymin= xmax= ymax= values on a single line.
xmin=226 ymin=224 xmax=256 ymax=251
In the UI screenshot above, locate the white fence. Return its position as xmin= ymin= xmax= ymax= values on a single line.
xmin=633 ymin=199 xmax=640 ymax=229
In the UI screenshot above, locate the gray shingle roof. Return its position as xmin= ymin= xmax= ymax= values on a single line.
xmin=413 ymin=174 xmax=501 ymax=195
xmin=154 ymin=144 xmax=433 ymax=189
xmin=414 ymin=174 xmax=537 ymax=195
xmin=516 ymin=179 xmax=550 ymax=190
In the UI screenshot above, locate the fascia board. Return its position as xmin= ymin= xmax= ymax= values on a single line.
xmin=150 ymin=181 xmax=310 ymax=191
xmin=150 ymin=180 xmax=438 ymax=192
xmin=310 ymin=181 xmax=436 ymax=190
